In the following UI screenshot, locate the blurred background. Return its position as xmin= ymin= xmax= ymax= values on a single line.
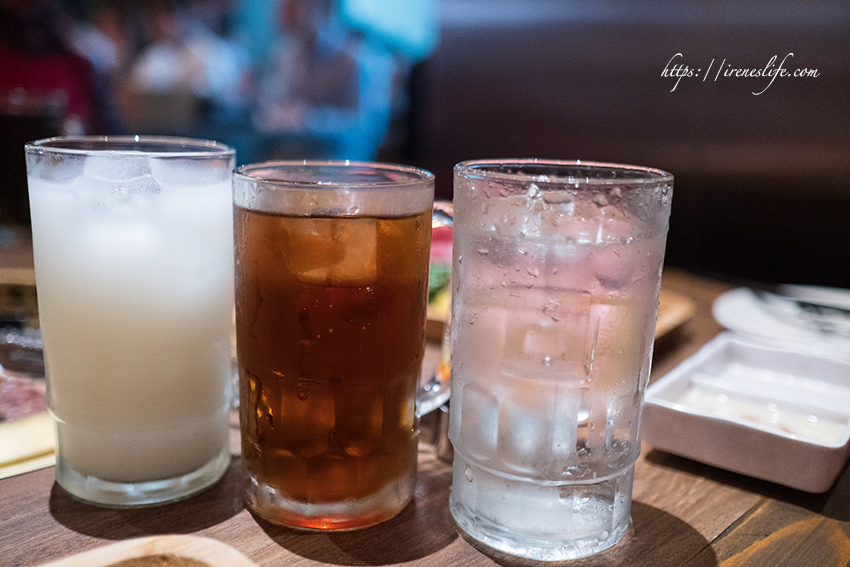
xmin=1 ymin=0 xmax=848 ymax=287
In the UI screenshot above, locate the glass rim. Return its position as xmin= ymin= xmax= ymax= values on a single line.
xmin=455 ymin=158 xmax=673 ymax=185
xmin=25 ymin=135 xmax=235 ymax=158
xmin=234 ymin=160 xmax=434 ymax=189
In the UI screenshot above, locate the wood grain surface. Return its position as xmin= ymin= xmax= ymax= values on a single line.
xmin=2 ymin=270 xmax=849 ymax=567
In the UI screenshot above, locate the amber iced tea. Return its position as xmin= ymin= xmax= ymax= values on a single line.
xmin=235 ymin=206 xmax=430 ymax=529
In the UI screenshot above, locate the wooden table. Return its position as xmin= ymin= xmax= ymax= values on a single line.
xmin=2 ymin=269 xmax=849 ymax=567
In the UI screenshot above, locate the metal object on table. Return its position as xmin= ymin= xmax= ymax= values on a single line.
xmin=419 ymin=402 xmax=452 ymax=463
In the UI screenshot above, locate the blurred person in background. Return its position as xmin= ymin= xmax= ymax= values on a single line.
xmin=0 ymin=0 xmax=122 ymax=134
xmin=69 ymin=1 xmax=135 ymax=81
xmin=126 ymin=0 xmax=251 ymax=125
xmin=0 ymin=0 xmax=123 ymax=224
xmin=252 ymin=0 xmax=395 ymax=161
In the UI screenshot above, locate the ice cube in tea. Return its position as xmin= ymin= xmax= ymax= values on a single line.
xmin=282 ymin=217 xmax=378 ymax=286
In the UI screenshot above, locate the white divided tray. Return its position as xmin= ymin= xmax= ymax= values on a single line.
xmin=642 ymin=332 xmax=850 ymax=492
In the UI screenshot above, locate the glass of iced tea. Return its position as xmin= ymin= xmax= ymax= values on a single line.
xmin=233 ymin=161 xmax=434 ymax=530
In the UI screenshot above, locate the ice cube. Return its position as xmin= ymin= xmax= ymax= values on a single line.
xmin=150 ymin=158 xmax=228 ymax=190
xmin=457 ymin=381 xmax=499 ymax=461
xmin=77 ymin=154 xmax=161 ymax=213
xmin=495 ymin=373 xmax=583 ymax=478
xmin=477 ymin=235 xmax=522 ymax=269
xmin=82 ymin=174 xmax=162 ymax=213
xmin=501 ymin=289 xmax=592 ymax=379
xmin=31 ymin=152 xmax=86 ymax=183
xmin=586 ymin=299 xmax=648 ymax=392
xmin=602 ymin=394 xmax=640 ymax=471
xmin=374 ymin=218 xmax=407 ymax=275
xmin=549 ymin=241 xmax=591 ymax=267
xmin=279 ymin=380 xmax=335 ymax=453
xmin=288 ymin=218 xmax=378 ymax=286
xmin=83 ymin=154 xmax=151 ymax=182
xmin=498 ymin=377 xmax=551 ymax=475
xmin=520 ymin=319 xmax=563 ymax=361
xmin=335 ymin=383 xmax=383 ymax=449
xmin=518 ymin=210 xmax=544 ymax=240
xmin=551 ymin=381 xmax=581 ymax=462
xmin=593 ymin=245 xmax=633 ymax=290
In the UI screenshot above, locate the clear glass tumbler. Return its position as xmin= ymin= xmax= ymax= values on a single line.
xmin=25 ymin=136 xmax=236 ymax=506
xmin=448 ymin=159 xmax=673 ymax=560
xmin=233 ymin=161 xmax=434 ymax=530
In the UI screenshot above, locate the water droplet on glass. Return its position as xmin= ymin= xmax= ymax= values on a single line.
xmin=542 ymin=356 xmax=552 ymax=366
xmin=543 ymin=191 xmax=574 ymax=205
xmin=476 ymin=248 xmax=489 ymax=255
xmin=297 ymin=386 xmax=309 ymax=401
xmin=465 ymin=465 xmax=474 ymax=482
xmin=543 ymin=300 xmax=561 ymax=321
xmin=527 ymin=267 xmax=539 ymax=278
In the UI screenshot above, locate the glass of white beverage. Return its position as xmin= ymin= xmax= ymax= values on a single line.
xmin=449 ymin=159 xmax=672 ymax=560
xmin=25 ymin=136 xmax=236 ymax=506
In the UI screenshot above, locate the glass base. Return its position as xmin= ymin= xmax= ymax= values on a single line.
xmin=450 ymin=452 xmax=633 ymax=561
xmin=243 ymin=470 xmax=415 ymax=531
xmin=55 ymin=446 xmax=231 ymax=507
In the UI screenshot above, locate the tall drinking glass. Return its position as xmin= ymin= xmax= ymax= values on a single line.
xmin=25 ymin=136 xmax=236 ymax=506
xmin=233 ymin=161 xmax=434 ymax=530
xmin=449 ymin=159 xmax=673 ymax=560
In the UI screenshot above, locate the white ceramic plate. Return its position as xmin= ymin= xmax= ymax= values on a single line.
xmin=712 ymin=287 xmax=850 ymax=360
xmin=642 ymin=333 xmax=850 ymax=493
